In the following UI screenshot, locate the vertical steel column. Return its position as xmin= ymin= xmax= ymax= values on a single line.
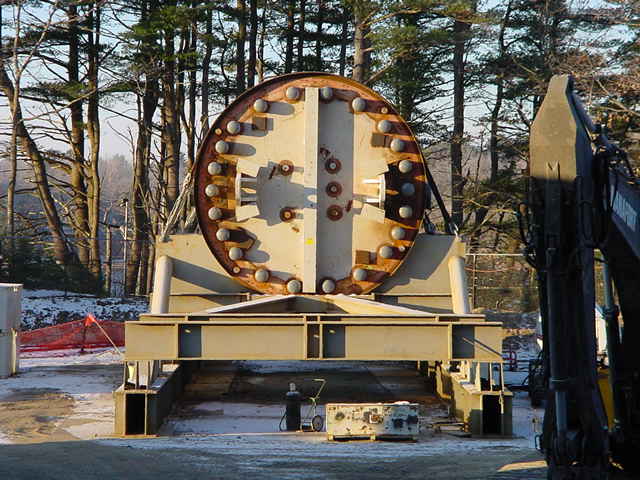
xmin=448 ymin=254 xmax=471 ymax=314
xmin=150 ymin=255 xmax=173 ymax=314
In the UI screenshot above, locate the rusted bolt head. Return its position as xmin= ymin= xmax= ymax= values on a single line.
xmin=253 ymin=98 xmax=269 ymax=113
xmin=280 ymin=207 xmax=295 ymax=222
xmin=227 ymin=121 xmax=241 ymax=135
xmin=380 ymin=106 xmax=389 ymax=114
xmin=216 ymin=228 xmax=230 ymax=241
xmin=232 ymin=266 xmax=241 ymax=274
xmin=286 ymin=279 xmax=302 ymax=294
xmin=325 ymin=158 xmax=341 ymax=174
xmin=326 ymin=181 xmax=342 ymax=198
xmin=398 ymin=160 xmax=413 ymax=174
xmin=279 ymin=160 xmax=294 ymax=176
xmin=327 ymin=205 xmax=343 ymax=221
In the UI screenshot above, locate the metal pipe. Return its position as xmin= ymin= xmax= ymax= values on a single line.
xmin=602 ymin=261 xmax=622 ymax=431
xmin=150 ymin=255 xmax=173 ymax=314
xmin=546 ymin=247 xmax=568 ymax=456
xmin=448 ymin=255 xmax=471 ymax=314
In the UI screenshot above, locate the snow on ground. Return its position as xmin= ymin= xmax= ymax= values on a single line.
xmin=166 ymin=402 xmax=298 ymax=435
xmin=19 ymin=348 xmax=124 ymax=367
xmin=102 ymin=430 xmax=532 ymax=457
xmin=21 ymin=289 xmax=147 ymax=330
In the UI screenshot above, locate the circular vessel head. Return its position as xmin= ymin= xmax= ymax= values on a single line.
xmin=195 ymin=73 xmax=429 ymax=295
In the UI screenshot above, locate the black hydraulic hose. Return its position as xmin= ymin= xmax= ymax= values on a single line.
xmin=423 ymin=162 xmax=456 ymax=235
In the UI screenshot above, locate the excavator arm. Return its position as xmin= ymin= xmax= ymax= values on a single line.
xmin=528 ymin=75 xmax=640 ymax=478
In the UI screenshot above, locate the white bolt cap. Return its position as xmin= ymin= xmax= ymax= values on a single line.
xmin=208 ymin=162 xmax=222 ymax=175
xmin=351 ymin=97 xmax=366 ymax=112
xmin=287 ymin=279 xmax=302 ymax=294
xmin=208 ymin=207 xmax=222 ymax=220
xmin=321 ymin=279 xmax=336 ymax=293
xmin=216 ymin=228 xmax=230 ymax=241
xmin=253 ymin=98 xmax=269 ymax=113
xmin=379 ymin=245 xmax=394 ymax=259
xmin=215 ymin=140 xmax=229 ymax=154
xmin=353 ymin=268 xmax=367 ymax=282
xmin=320 ymin=86 xmax=333 ymax=101
xmin=229 ymin=247 xmax=243 ymax=260
xmin=390 ymin=138 xmax=405 ymax=152
xmin=377 ymin=119 xmax=392 ymax=133
xmin=391 ymin=226 xmax=406 ymax=240
xmin=205 ymin=184 xmax=219 ymax=197
xmin=285 ymin=86 xmax=300 ymax=100
xmin=254 ymin=268 xmax=270 ymax=282
xmin=227 ymin=121 xmax=241 ymax=135
xmin=399 ymin=206 xmax=413 ymax=219
xmin=398 ymin=159 xmax=413 ymax=174
xmin=401 ymin=183 xmax=415 ymax=196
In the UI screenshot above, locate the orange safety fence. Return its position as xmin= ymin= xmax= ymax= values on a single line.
xmin=19 ymin=314 xmax=124 ymax=354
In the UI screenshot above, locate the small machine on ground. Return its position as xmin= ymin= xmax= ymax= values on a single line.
xmin=326 ymin=402 xmax=420 ymax=441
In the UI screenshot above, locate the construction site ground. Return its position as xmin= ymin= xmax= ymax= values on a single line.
xmin=0 ymin=351 xmax=526 ymax=479
xmin=0 ymin=352 xmax=634 ymax=479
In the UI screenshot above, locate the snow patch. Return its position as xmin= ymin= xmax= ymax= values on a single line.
xmin=21 ymin=289 xmax=147 ymax=330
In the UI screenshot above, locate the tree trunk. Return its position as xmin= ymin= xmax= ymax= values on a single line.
xmin=3 ymin=5 xmax=16 ymax=273
xmin=297 ymin=0 xmax=306 ymax=71
xmin=86 ymin=2 xmax=102 ymax=291
xmin=68 ymin=4 xmax=91 ymax=271
xmin=489 ymin=0 xmax=512 ymax=183
xmin=258 ymin=5 xmax=267 ymax=82
xmin=0 ymin=64 xmax=74 ymax=269
xmin=284 ymin=0 xmax=295 ymax=73
xmin=450 ymin=11 xmax=473 ymax=228
xmin=339 ymin=6 xmax=349 ymax=76
xmin=247 ymin=0 xmax=258 ymax=88
xmin=201 ymin=4 xmax=213 ymax=136
xmin=235 ymin=0 xmax=247 ymax=94
xmin=104 ymin=226 xmax=112 ymax=295
xmin=162 ymin=16 xmax=180 ymax=212
xmin=352 ymin=8 xmax=370 ymax=82
xmin=315 ymin=0 xmax=323 ymax=70
xmin=127 ymin=73 xmax=159 ymax=295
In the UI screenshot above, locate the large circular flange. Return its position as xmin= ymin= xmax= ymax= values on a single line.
xmin=195 ymin=72 xmax=428 ymax=295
